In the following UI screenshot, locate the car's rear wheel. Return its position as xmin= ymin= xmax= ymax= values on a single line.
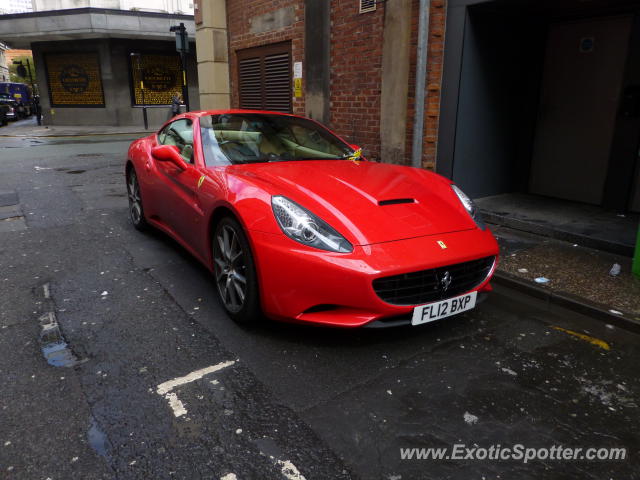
xmin=126 ymin=167 xmax=148 ymax=231
xmin=213 ymin=217 xmax=260 ymax=324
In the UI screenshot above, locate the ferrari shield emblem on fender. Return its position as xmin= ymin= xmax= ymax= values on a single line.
xmin=437 ymin=240 xmax=447 ymax=249
xmin=197 ymin=175 xmax=206 ymax=189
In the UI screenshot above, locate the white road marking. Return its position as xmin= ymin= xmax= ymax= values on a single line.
xmin=165 ymin=393 xmax=187 ymax=417
xmin=276 ymin=459 xmax=306 ymax=480
xmin=156 ymin=360 xmax=236 ymax=417
xmin=43 ymin=283 xmax=50 ymax=299
xmin=157 ymin=361 xmax=236 ymax=395
xmin=158 ymin=361 xmax=305 ymax=480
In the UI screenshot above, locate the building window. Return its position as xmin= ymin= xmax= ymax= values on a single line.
xmin=44 ymin=52 xmax=105 ymax=107
xmin=129 ymin=53 xmax=183 ymax=106
xmin=237 ymin=42 xmax=292 ymax=113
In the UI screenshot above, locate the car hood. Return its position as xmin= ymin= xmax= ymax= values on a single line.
xmin=228 ymin=160 xmax=478 ymax=245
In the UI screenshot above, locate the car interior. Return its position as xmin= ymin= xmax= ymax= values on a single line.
xmin=200 ymin=114 xmax=353 ymax=165
xmin=158 ymin=119 xmax=194 ymax=163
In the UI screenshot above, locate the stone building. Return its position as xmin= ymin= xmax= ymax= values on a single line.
xmin=0 ymin=1 xmax=199 ymax=127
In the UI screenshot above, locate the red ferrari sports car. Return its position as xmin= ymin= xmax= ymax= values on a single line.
xmin=126 ymin=110 xmax=499 ymax=327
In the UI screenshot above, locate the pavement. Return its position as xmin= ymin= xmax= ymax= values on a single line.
xmin=0 ymin=117 xmax=155 ymax=137
xmin=477 ymin=193 xmax=639 ymax=257
xmin=1 ymin=127 xmax=640 ymax=479
xmin=491 ymin=224 xmax=640 ymax=332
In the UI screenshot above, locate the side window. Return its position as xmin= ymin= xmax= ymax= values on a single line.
xmin=157 ymin=125 xmax=169 ymax=144
xmin=158 ymin=119 xmax=194 ymax=163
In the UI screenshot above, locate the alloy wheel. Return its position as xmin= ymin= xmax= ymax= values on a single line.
xmin=127 ymin=170 xmax=143 ymax=225
xmin=214 ymin=224 xmax=248 ymax=313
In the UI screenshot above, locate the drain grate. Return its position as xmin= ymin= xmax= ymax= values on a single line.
xmin=38 ymin=311 xmax=80 ymax=368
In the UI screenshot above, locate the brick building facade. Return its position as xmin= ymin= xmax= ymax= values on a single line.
xmin=328 ymin=0 xmax=386 ymax=163
xmin=226 ymin=0 xmax=306 ymax=117
xmin=197 ymin=0 xmax=446 ymax=169
xmin=196 ymin=0 xmax=639 ymax=213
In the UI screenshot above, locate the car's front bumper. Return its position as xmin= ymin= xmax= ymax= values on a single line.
xmin=249 ymin=227 xmax=499 ymax=327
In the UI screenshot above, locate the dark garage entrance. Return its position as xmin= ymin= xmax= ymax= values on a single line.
xmin=438 ymin=0 xmax=640 ymax=214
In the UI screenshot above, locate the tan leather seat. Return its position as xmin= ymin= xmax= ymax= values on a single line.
xmin=259 ymin=136 xmax=287 ymax=155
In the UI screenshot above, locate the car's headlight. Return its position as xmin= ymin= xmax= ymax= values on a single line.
xmin=451 ymin=184 xmax=486 ymax=230
xmin=271 ymin=196 xmax=353 ymax=253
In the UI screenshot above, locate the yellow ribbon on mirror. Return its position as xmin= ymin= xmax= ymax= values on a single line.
xmin=348 ymin=148 xmax=362 ymax=162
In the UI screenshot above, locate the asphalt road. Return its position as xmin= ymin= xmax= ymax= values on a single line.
xmin=0 ymin=128 xmax=639 ymax=479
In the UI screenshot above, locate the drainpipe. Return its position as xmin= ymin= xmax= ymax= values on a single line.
xmin=411 ymin=0 xmax=431 ymax=168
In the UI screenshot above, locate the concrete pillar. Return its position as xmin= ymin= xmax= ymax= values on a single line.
xmin=380 ymin=0 xmax=413 ymax=164
xmin=98 ymin=39 xmax=119 ymax=126
xmin=195 ymin=0 xmax=230 ymax=110
xmin=31 ymin=46 xmax=51 ymax=124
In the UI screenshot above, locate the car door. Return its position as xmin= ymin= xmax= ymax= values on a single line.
xmin=154 ymin=118 xmax=205 ymax=251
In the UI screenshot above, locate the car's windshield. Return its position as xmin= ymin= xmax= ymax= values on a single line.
xmin=200 ymin=113 xmax=357 ymax=165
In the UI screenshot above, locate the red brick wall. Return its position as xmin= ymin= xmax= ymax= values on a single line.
xmin=226 ymin=0 xmax=305 ymax=114
xmin=328 ymin=0 xmax=446 ymax=166
xmin=329 ymin=0 xmax=385 ymax=161
xmin=225 ymin=0 xmax=446 ymax=168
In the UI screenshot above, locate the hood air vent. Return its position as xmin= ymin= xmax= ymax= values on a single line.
xmin=378 ymin=198 xmax=415 ymax=206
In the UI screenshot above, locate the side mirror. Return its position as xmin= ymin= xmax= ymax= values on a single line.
xmin=151 ymin=145 xmax=188 ymax=170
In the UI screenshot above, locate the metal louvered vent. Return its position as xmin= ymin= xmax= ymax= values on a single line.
xmin=237 ymin=42 xmax=292 ymax=113
xmin=263 ymin=52 xmax=291 ymax=112
xmin=359 ymin=0 xmax=376 ymax=13
xmin=238 ymin=57 xmax=262 ymax=110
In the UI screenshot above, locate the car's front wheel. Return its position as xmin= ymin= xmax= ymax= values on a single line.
xmin=126 ymin=167 xmax=148 ymax=231
xmin=213 ymin=217 xmax=260 ymax=324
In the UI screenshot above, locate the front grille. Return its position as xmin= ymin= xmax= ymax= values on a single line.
xmin=372 ymin=256 xmax=495 ymax=306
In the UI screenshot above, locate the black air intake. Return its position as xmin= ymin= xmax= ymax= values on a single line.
xmin=372 ymin=256 xmax=495 ymax=305
xmin=378 ymin=198 xmax=415 ymax=206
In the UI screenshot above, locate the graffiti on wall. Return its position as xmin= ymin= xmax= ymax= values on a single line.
xmin=45 ymin=52 xmax=105 ymax=107
xmin=130 ymin=54 xmax=183 ymax=105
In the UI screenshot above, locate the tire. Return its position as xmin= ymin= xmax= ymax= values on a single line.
xmin=213 ymin=216 xmax=261 ymax=324
xmin=126 ymin=167 xmax=149 ymax=231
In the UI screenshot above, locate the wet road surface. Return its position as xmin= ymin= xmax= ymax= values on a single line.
xmin=0 ymin=132 xmax=639 ymax=479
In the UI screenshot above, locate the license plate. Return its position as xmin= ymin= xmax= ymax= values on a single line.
xmin=411 ymin=291 xmax=477 ymax=326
